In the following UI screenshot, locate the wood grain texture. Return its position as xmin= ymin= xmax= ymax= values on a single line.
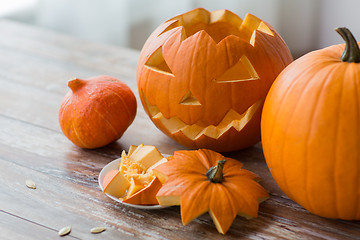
xmin=0 ymin=19 xmax=359 ymax=239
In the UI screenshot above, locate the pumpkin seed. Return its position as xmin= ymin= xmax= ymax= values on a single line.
xmin=90 ymin=226 xmax=106 ymax=234
xmin=25 ymin=180 xmax=36 ymax=189
xmin=58 ymin=226 xmax=71 ymax=236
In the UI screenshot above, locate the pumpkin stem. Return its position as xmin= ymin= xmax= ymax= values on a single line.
xmin=335 ymin=27 xmax=360 ymax=63
xmin=68 ymin=78 xmax=85 ymax=92
xmin=206 ymin=159 xmax=226 ymax=183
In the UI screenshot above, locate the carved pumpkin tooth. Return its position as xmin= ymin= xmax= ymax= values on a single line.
xmin=257 ymin=21 xmax=274 ymax=36
xmin=158 ymin=20 xmax=181 ymax=37
xmin=141 ymin=89 xmax=160 ymax=117
xmin=209 ymin=9 xmax=243 ymax=26
xmin=157 ymin=114 xmax=188 ymax=134
xmin=181 ymin=125 xmax=205 ymax=139
xmin=146 ymin=99 xmax=263 ymax=140
xmin=250 ymin=31 xmax=257 ymax=46
xmin=249 ymin=23 xmax=274 ymax=46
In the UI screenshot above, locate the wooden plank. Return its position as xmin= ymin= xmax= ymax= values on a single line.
xmin=0 ymin=79 xmax=63 ymax=132
xmin=0 ymin=61 xmax=359 ymax=238
xmin=1 ymin=143 xmax=359 ymax=240
xmin=0 ymin=144 xmax=222 ymax=239
xmin=0 ymin=43 xmax=105 ymax=95
xmin=0 ymin=158 xmax=148 ymax=239
xmin=0 ymin=20 xmax=139 ymax=85
xmin=0 ymin=115 xmax=359 ymax=239
xmin=0 ymin=37 xmax=137 ymax=96
xmin=0 ymin=19 xmax=140 ymax=114
xmin=0 ymin=210 xmax=79 ymax=240
xmin=0 ymin=19 xmax=179 ymax=155
xmin=0 ymin=76 xmax=185 ymax=155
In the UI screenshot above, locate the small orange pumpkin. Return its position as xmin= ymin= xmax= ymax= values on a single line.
xmin=153 ymin=149 xmax=269 ymax=234
xmin=59 ymin=76 xmax=137 ymax=149
xmin=261 ymin=28 xmax=360 ymax=220
xmin=137 ymin=8 xmax=292 ymax=152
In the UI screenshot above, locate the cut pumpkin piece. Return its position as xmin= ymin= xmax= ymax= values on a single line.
xmin=128 ymin=143 xmax=144 ymax=158
xmin=102 ymin=169 xmax=130 ymax=198
xmin=128 ymin=145 xmax=138 ymax=157
xmin=125 ymin=177 xmax=145 ymax=199
xmin=123 ymin=177 xmax=162 ymax=205
xmin=104 ymin=144 xmax=169 ymax=205
xmin=146 ymin=157 xmax=168 ymax=173
xmin=129 ymin=145 xmax=164 ymax=170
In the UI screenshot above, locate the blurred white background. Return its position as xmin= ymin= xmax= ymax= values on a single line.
xmin=1 ymin=0 xmax=359 ymax=58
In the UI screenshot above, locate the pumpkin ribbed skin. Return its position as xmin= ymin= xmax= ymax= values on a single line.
xmin=137 ymin=8 xmax=292 ymax=152
xmin=59 ymin=76 xmax=137 ymax=149
xmin=153 ymin=149 xmax=269 ymax=234
xmin=261 ymin=43 xmax=360 ymax=220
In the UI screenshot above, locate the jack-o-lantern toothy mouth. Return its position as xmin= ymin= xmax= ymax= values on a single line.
xmin=142 ymin=91 xmax=262 ymax=140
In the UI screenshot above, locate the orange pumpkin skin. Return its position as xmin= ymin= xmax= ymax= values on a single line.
xmin=137 ymin=8 xmax=292 ymax=152
xmin=153 ymin=149 xmax=269 ymax=234
xmin=59 ymin=76 xmax=137 ymax=149
xmin=261 ymin=35 xmax=360 ymax=219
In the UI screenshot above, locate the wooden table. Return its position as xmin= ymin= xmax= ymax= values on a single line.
xmin=0 ymin=19 xmax=359 ymax=240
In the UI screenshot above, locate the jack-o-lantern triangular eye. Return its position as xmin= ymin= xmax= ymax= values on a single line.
xmin=214 ymin=55 xmax=259 ymax=83
xmin=180 ymin=90 xmax=201 ymax=105
xmin=145 ymin=47 xmax=174 ymax=76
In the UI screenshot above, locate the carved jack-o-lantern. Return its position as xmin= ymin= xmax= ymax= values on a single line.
xmin=137 ymin=8 xmax=292 ymax=152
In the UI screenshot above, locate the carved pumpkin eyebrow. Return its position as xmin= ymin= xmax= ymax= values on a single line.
xmin=249 ymin=21 xmax=274 ymax=46
xmin=214 ymin=55 xmax=259 ymax=83
xmin=144 ymin=46 xmax=174 ymax=76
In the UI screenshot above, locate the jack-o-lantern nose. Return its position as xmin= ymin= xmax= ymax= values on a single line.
xmin=215 ymin=55 xmax=259 ymax=83
xmin=180 ymin=90 xmax=201 ymax=105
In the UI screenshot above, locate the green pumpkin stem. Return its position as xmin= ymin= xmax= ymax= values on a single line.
xmin=335 ymin=27 xmax=360 ymax=63
xmin=206 ymin=159 xmax=226 ymax=183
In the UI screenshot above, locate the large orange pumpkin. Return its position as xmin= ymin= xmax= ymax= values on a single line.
xmin=261 ymin=28 xmax=360 ymax=220
xmin=137 ymin=8 xmax=292 ymax=152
